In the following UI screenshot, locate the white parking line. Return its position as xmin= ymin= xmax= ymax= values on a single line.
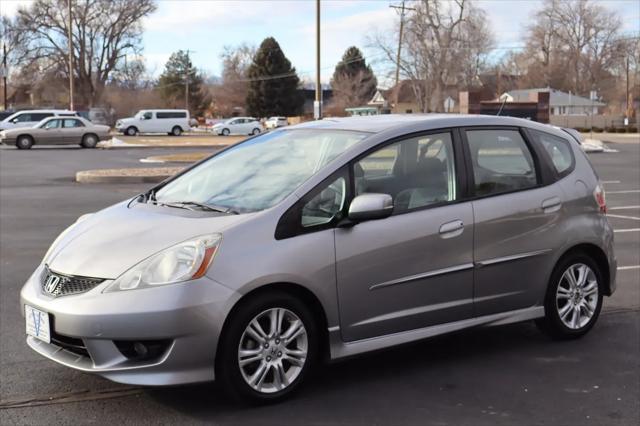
xmin=609 ymin=206 xmax=640 ymax=211
xmin=607 ymin=214 xmax=640 ymax=221
xmin=602 ymin=180 xmax=621 ymax=184
xmin=618 ymin=265 xmax=640 ymax=271
xmin=608 ymin=190 xmax=640 ymax=194
xmin=614 ymin=228 xmax=640 ymax=233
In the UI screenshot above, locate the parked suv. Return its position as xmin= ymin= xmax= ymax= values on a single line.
xmin=21 ymin=115 xmax=615 ymax=403
xmin=115 ymin=109 xmax=190 ymax=136
xmin=0 ymin=110 xmax=78 ymax=131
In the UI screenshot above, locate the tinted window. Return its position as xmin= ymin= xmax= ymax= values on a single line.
xmin=14 ymin=114 xmax=32 ymax=122
xmin=142 ymin=112 xmax=153 ymax=120
xmin=63 ymin=119 xmax=84 ymax=128
xmin=529 ymin=129 xmax=574 ymax=175
xmin=32 ymin=113 xmax=54 ymax=121
xmin=301 ymin=177 xmax=346 ymax=227
xmin=354 ymin=132 xmax=456 ymax=212
xmin=156 ymin=112 xmax=187 ymax=119
xmin=466 ymin=129 xmax=537 ymax=197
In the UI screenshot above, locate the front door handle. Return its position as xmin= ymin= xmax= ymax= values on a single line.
xmin=541 ymin=197 xmax=562 ymax=213
xmin=439 ymin=220 xmax=464 ymax=239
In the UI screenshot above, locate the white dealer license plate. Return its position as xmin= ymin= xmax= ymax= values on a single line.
xmin=25 ymin=305 xmax=51 ymax=343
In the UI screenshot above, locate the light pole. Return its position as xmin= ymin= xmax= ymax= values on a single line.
xmin=2 ymin=43 xmax=7 ymax=111
xmin=314 ymin=0 xmax=322 ymax=120
xmin=67 ymin=0 xmax=74 ymax=111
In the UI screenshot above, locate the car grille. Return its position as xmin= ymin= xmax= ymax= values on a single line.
xmin=41 ymin=267 xmax=105 ymax=297
xmin=50 ymin=331 xmax=90 ymax=358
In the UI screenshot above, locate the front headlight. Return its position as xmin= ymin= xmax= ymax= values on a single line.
xmin=103 ymin=233 xmax=221 ymax=293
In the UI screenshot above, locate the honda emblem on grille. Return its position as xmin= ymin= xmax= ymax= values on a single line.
xmin=44 ymin=274 xmax=61 ymax=294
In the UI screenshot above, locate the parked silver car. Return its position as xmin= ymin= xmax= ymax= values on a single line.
xmin=0 ymin=116 xmax=110 ymax=149
xmin=20 ymin=115 xmax=615 ymax=402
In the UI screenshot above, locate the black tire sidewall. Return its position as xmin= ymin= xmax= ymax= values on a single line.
xmin=172 ymin=126 xmax=182 ymax=136
xmin=216 ymin=291 xmax=319 ymax=403
xmin=126 ymin=127 xmax=137 ymax=136
xmin=16 ymin=136 xmax=33 ymax=149
xmin=82 ymin=134 xmax=97 ymax=148
xmin=222 ymin=128 xmax=230 ymax=136
xmin=542 ymin=253 xmax=604 ymax=339
xmin=252 ymin=128 xmax=260 ymax=135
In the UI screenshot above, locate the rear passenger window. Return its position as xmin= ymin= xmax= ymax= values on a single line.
xmin=466 ymin=129 xmax=537 ymax=197
xmin=528 ymin=129 xmax=574 ymax=176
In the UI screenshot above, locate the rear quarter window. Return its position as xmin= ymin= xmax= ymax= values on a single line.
xmin=528 ymin=129 xmax=575 ymax=177
xmin=156 ymin=112 xmax=187 ymax=119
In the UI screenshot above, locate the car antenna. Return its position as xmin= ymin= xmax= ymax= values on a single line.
xmin=496 ymin=95 xmax=507 ymax=116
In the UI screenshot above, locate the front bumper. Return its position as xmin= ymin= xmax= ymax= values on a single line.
xmin=0 ymin=137 xmax=16 ymax=145
xmin=20 ymin=266 xmax=240 ymax=385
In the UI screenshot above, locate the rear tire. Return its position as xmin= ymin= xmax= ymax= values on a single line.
xmin=171 ymin=126 xmax=182 ymax=136
xmin=125 ymin=126 xmax=138 ymax=136
xmin=252 ymin=128 xmax=261 ymax=135
xmin=216 ymin=291 xmax=318 ymax=403
xmin=81 ymin=134 xmax=98 ymax=148
xmin=16 ymin=135 xmax=33 ymax=150
xmin=536 ymin=253 xmax=603 ymax=339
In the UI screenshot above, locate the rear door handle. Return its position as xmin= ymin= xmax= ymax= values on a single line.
xmin=541 ymin=197 xmax=562 ymax=213
xmin=439 ymin=220 xmax=464 ymax=238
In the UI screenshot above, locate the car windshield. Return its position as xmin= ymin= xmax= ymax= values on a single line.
xmin=154 ymin=129 xmax=369 ymax=213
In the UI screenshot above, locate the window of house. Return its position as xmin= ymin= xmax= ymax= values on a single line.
xmin=466 ymin=129 xmax=537 ymax=196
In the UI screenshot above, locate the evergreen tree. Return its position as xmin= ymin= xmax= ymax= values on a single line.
xmin=330 ymin=46 xmax=378 ymax=108
xmin=246 ymin=37 xmax=303 ymax=117
xmin=158 ymin=50 xmax=210 ymax=116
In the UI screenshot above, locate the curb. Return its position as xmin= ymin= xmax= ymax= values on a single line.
xmin=76 ymin=167 xmax=183 ymax=184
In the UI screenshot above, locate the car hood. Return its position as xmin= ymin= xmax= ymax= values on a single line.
xmin=117 ymin=117 xmax=136 ymax=124
xmin=47 ymin=201 xmax=251 ymax=279
xmin=2 ymin=125 xmax=37 ymax=135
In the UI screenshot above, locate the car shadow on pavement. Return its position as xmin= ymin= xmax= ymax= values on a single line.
xmin=145 ymin=321 xmax=551 ymax=419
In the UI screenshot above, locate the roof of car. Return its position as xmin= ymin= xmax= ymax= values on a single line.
xmin=291 ymin=114 xmax=559 ymax=135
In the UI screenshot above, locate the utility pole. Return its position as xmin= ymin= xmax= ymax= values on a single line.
xmin=314 ymin=0 xmax=322 ymax=120
xmin=390 ymin=1 xmax=415 ymax=87
xmin=2 ymin=43 xmax=7 ymax=111
xmin=67 ymin=0 xmax=74 ymax=111
xmin=625 ymin=56 xmax=630 ymax=122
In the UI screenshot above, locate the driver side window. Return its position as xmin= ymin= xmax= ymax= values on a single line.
xmin=301 ymin=177 xmax=346 ymax=227
xmin=143 ymin=112 xmax=153 ymax=120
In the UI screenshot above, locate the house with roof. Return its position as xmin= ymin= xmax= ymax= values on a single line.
xmin=500 ymin=88 xmax=605 ymax=116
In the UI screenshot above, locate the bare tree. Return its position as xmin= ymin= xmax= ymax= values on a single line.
xmin=369 ymin=0 xmax=493 ymax=112
xmin=211 ymin=43 xmax=255 ymax=116
xmin=11 ymin=0 xmax=156 ymax=107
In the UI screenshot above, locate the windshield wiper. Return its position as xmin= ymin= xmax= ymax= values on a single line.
xmin=159 ymin=201 xmax=239 ymax=214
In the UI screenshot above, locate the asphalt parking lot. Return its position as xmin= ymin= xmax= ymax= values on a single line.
xmin=0 ymin=140 xmax=638 ymax=425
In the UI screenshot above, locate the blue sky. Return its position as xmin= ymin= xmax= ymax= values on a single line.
xmin=3 ymin=0 xmax=639 ymax=86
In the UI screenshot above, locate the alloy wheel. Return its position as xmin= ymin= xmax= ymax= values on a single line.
xmin=555 ymin=263 xmax=599 ymax=329
xmin=237 ymin=308 xmax=308 ymax=394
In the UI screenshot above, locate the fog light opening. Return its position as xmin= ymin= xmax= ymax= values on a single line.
xmin=114 ymin=339 xmax=171 ymax=362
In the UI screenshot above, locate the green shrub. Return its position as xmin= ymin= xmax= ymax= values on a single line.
xmin=626 ymin=127 xmax=638 ymax=133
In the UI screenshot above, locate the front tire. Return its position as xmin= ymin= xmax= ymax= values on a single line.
xmin=222 ymin=128 xmax=230 ymax=136
xmin=16 ymin=135 xmax=34 ymax=150
xmin=216 ymin=291 xmax=318 ymax=403
xmin=536 ymin=253 xmax=603 ymax=339
xmin=125 ymin=126 xmax=138 ymax=136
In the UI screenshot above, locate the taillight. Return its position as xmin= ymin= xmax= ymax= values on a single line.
xmin=594 ymin=184 xmax=607 ymax=214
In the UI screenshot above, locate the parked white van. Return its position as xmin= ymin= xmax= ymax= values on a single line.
xmin=0 ymin=110 xmax=78 ymax=131
xmin=115 ymin=110 xmax=190 ymax=136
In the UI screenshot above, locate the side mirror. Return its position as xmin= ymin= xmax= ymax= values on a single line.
xmin=11 ymin=118 xmax=18 ymax=123
xmin=348 ymin=193 xmax=393 ymax=222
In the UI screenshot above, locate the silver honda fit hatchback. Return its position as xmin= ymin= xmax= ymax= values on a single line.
xmin=21 ymin=115 xmax=616 ymax=402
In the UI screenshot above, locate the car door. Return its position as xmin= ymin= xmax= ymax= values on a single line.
xmin=39 ymin=119 xmax=63 ymax=144
xmin=461 ymin=127 xmax=564 ymax=316
xmin=139 ymin=111 xmax=153 ymax=133
xmin=62 ymin=118 xmax=84 ymax=144
xmin=334 ymin=130 xmax=474 ymax=342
